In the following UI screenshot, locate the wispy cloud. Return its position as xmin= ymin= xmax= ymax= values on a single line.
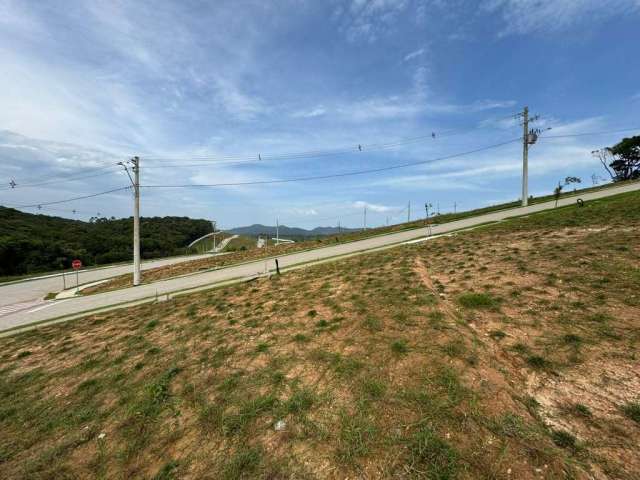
xmin=0 ymin=1 xmax=637 ymax=227
xmin=213 ymin=77 xmax=266 ymax=121
xmin=291 ymin=106 xmax=327 ymax=119
xmin=353 ymin=200 xmax=397 ymax=212
xmin=483 ymin=0 xmax=640 ymax=36
xmin=335 ymin=0 xmax=411 ymax=42
xmin=431 ymin=99 xmax=517 ymax=114
xmin=404 ymin=47 xmax=425 ymax=62
xmin=289 ymin=207 xmax=319 ymax=216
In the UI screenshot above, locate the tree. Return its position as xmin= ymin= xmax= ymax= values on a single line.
xmin=564 ymin=176 xmax=581 ymax=186
xmin=553 ymin=182 xmax=563 ymax=207
xmin=553 ymin=176 xmax=581 ymax=207
xmin=593 ymin=136 xmax=640 ymax=181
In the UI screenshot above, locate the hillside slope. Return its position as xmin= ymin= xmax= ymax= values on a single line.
xmin=0 ymin=207 xmax=212 ymax=276
xmin=1 ymin=191 xmax=639 ymax=479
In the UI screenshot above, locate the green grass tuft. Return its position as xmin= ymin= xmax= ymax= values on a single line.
xmin=391 ymin=340 xmax=409 ymax=355
xmin=551 ymin=429 xmax=577 ymax=450
xmin=222 ymin=446 xmax=263 ymax=480
xmin=621 ymin=401 xmax=640 ymax=423
xmin=457 ymin=292 xmax=499 ymax=309
xmin=405 ymin=426 xmax=459 ymax=478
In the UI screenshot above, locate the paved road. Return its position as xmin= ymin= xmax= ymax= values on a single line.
xmin=0 ymin=253 xmax=214 ymax=308
xmin=212 ymin=234 xmax=239 ymax=253
xmin=1 ymin=182 xmax=638 ymax=332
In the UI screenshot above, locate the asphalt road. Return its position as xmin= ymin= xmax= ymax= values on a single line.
xmin=0 ymin=253 xmax=213 ymax=308
xmin=1 ymin=182 xmax=638 ymax=333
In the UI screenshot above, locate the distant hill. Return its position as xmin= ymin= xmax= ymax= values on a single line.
xmin=0 ymin=206 xmax=212 ymax=276
xmin=228 ymin=224 xmax=359 ymax=238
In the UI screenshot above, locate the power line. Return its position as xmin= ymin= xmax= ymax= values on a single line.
xmin=5 ymin=125 xmax=635 ymax=212
xmin=5 ymin=186 xmax=131 ymax=209
xmin=15 ymin=205 xmax=108 ymax=216
xmin=141 ymin=120 xmax=520 ymax=165
xmin=0 ymin=165 xmax=123 ymax=191
xmin=541 ymin=127 xmax=640 ymax=139
xmin=141 ymin=138 xmax=520 ymax=189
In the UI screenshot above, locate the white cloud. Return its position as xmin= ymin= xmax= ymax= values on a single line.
xmin=291 ymin=106 xmax=327 ymax=118
xmin=404 ymin=48 xmax=425 ymax=62
xmin=338 ymin=0 xmax=410 ymax=42
xmin=353 ymin=200 xmax=396 ymax=212
xmin=336 ymin=96 xmax=423 ymax=120
xmin=431 ymin=99 xmax=516 ymax=115
xmin=290 ymin=208 xmax=319 ymax=216
xmin=483 ymin=0 xmax=640 ymax=36
xmin=213 ymin=77 xmax=266 ymax=121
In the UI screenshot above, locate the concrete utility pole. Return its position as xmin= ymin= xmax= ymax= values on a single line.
xmin=276 ymin=218 xmax=279 ymax=245
xmin=521 ymin=106 xmax=529 ymax=207
xmin=454 ymin=201 xmax=457 ymax=214
xmin=118 ymin=157 xmax=142 ymax=286
xmin=407 ymin=201 xmax=411 ymax=223
xmin=132 ymin=156 xmax=141 ymax=286
xmin=363 ymin=206 xmax=367 ymax=230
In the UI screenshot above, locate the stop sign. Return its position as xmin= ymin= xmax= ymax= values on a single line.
xmin=72 ymin=259 xmax=82 ymax=270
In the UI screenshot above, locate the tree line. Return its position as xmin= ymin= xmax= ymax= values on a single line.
xmin=0 ymin=207 xmax=212 ymax=276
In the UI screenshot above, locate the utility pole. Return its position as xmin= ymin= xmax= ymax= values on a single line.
xmin=407 ymin=201 xmax=411 ymax=223
xmin=521 ymin=106 xmax=529 ymax=206
xmin=276 ymin=217 xmax=279 ymax=245
xmin=425 ymin=203 xmax=432 ymax=235
xmin=454 ymin=201 xmax=457 ymax=214
xmin=363 ymin=206 xmax=367 ymax=230
xmin=338 ymin=220 xmax=341 ymax=233
xmin=132 ymin=157 xmax=141 ymax=286
xmin=119 ymin=157 xmax=141 ymax=286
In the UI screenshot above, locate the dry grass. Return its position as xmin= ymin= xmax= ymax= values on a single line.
xmin=1 ymin=191 xmax=639 ymax=479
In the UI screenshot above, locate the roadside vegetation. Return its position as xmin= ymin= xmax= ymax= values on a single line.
xmin=1 ymin=189 xmax=638 ymax=478
xmin=0 ymin=209 xmax=211 ymax=278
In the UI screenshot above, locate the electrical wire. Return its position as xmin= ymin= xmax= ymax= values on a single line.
xmin=141 ymin=119 xmax=521 ymax=165
xmin=4 ymin=125 xmax=635 ymax=212
xmin=6 ymin=186 xmax=131 ymax=209
xmin=16 ymin=205 xmax=103 ymax=216
xmin=541 ymin=127 xmax=640 ymax=139
xmin=141 ymin=138 xmax=520 ymax=189
xmin=0 ymin=165 xmax=124 ymax=191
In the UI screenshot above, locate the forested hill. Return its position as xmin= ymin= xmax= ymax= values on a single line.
xmin=0 ymin=207 xmax=212 ymax=276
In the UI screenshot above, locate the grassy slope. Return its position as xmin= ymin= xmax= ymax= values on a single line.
xmin=1 ymin=191 xmax=639 ymax=479
xmin=84 ymin=181 xmax=637 ymax=295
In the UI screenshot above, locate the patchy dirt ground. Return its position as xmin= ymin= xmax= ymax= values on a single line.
xmin=82 ymin=188 xmax=593 ymax=296
xmin=1 ymin=191 xmax=639 ymax=479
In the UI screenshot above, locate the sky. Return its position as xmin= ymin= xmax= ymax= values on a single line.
xmin=1 ymin=0 xmax=639 ymax=229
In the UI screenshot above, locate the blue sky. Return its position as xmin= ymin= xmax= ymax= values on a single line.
xmin=1 ymin=0 xmax=639 ymax=229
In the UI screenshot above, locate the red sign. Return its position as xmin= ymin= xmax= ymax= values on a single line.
xmin=72 ymin=259 xmax=82 ymax=270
